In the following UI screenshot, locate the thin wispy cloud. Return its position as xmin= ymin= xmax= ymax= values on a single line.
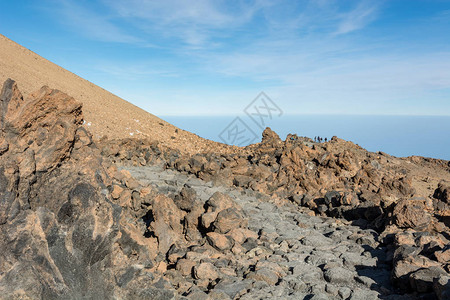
xmin=94 ymin=61 xmax=180 ymax=80
xmin=101 ymin=0 xmax=268 ymax=47
xmin=108 ymin=0 xmax=235 ymax=26
xmin=335 ymin=0 xmax=380 ymax=35
xmin=22 ymin=0 xmax=450 ymax=116
xmin=46 ymin=0 xmax=141 ymax=44
xmin=43 ymin=0 xmax=382 ymax=46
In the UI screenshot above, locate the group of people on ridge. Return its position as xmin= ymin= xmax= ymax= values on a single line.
xmin=314 ymin=136 xmax=327 ymax=143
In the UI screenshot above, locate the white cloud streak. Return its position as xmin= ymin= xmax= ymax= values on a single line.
xmin=335 ymin=0 xmax=380 ymax=35
xmin=102 ymin=0 xmax=267 ymax=47
xmin=39 ymin=0 xmax=450 ymax=115
xmin=48 ymin=0 xmax=141 ymax=43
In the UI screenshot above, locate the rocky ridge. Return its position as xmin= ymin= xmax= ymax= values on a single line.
xmin=0 ymin=79 xmax=449 ymax=299
xmin=100 ymin=127 xmax=450 ymax=299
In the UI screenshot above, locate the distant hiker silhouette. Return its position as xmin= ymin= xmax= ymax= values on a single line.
xmin=325 ymin=137 xmax=327 ymax=142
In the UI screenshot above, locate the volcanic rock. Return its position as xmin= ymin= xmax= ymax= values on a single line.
xmin=392 ymin=198 xmax=432 ymax=229
xmin=2 ymin=77 xmax=450 ymax=299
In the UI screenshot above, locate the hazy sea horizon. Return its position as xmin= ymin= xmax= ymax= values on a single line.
xmin=161 ymin=115 xmax=450 ymax=161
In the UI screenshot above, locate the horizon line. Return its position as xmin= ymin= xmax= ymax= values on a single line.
xmin=158 ymin=113 xmax=450 ymax=117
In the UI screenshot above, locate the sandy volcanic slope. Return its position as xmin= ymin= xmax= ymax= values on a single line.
xmin=0 ymin=34 xmax=234 ymax=155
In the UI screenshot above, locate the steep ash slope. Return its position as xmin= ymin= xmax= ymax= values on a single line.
xmin=0 ymin=34 xmax=232 ymax=155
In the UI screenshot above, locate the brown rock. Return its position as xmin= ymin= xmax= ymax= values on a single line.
xmin=118 ymin=189 xmax=132 ymax=207
xmin=435 ymin=249 xmax=450 ymax=264
xmin=261 ymin=127 xmax=282 ymax=146
xmin=255 ymin=261 xmax=286 ymax=277
xmin=124 ymin=177 xmax=140 ymax=190
xmin=205 ymin=192 xmax=235 ymax=213
xmin=119 ymin=220 xmax=158 ymax=261
xmin=246 ymin=268 xmax=279 ymax=285
xmin=213 ymin=207 xmax=246 ymax=234
xmin=111 ymin=185 xmax=123 ymax=199
xmin=120 ymin=169 xmax=132 ymax=179
xmin=0 ymin=139 xmax=8 ymax=155
xmin=201 ymin=192 xmax=235 ymax=229
xmin=379 ymin=176 xmax=416 ymax=200
xmin=393 ymin=199 xmax=432 ymax=229
xmin=1 ymin=80 xmax=82 ymax=173
xmin=156 ymin=261 xmax=168 ymax=273
xmin=394 ymin=231 xmax=416 ymax=246
xmin=184 ymin=209 xmax=204 ymax=242
xmin=140 ymin=187 xmax=152 ymax=197
xmin=228 ymin=228 xmax=258 ymax=245
xmin=152 ymin=194 xmax=184 ymax=233
xmin=174 ymin=185 xmax=199 ymax=212
xmin=194 ymin=262 xmax=219 ymax=281
xmin=232 ymin=175 xmax=253 ymax=188
xmin=0 ymin=79 xmax=23 ymax=125
xmin=206 ymin=232 xmax=233 ymax=251
xmin=201 ymin=212 xmax=218 ymax=230
xmin=148 ymin=195 xmax=185 ymax=254
xmin=231 ymin=244 xmax=245 ymax=255
xmin=393 ymin=255 xmax=442 ymax=290
xmin=189 ymin=155 xmax=208 ymax=174
xmin=176 ymin=259 xmax=196 ymax=277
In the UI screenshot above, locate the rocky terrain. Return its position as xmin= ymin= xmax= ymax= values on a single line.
xmin=100 ymin=132 xmax=450 ymax=299
xmin=0 ymin=78 xmax=449 ymax=300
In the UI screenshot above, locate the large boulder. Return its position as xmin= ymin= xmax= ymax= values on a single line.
xmin=0 ymin=80 xmax=175 ymax=298
xmin=148 ymin=194 xmax=185 ymax=254
xmin=1 ymin=79 xmax=82 ymax=172
xmin=0 ymin=79 xmax=83 ymax=225
xmin=201 ymin=192 xmax=236 ymax=229
xmin=392 ymin=199 xmax=432 ymax=229
xmin=409 ymin=266 xmax=448 ymax=293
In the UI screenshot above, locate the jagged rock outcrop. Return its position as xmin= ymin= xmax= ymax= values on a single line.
xmin=0 ymin=79 xmax=124 ymax=299
xmin=0 ymin=79 xmax=83 ymax=224
xmin=0 ymin=80 xmax=178 ymax=299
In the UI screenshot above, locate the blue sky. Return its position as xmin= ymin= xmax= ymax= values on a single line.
xmin=1 ymin=0 xmax=450 ymax=116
